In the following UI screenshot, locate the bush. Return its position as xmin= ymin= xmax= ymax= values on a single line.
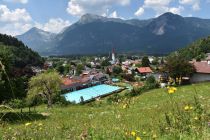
xmin=107 ymin=94 xmax=121 ymax=104
xmin=145 ymin=76 xmax=159 ymax=89
xmin=8 ymin=99 xmax=25 ymax=109
xmin=53 ymin=94 xmax=71 ymax=106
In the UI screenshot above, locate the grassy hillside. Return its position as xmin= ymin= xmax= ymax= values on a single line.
xmin=1 ymin=83 xmax=210 ymax=139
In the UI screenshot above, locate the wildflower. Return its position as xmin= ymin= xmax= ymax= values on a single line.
xmin=152 ymin=134 xmax=157 ymax=139
xmin=143 ymin=131 xmax=146 ymax=135
xmin=131 ymin=131 xmax=136 ymax=137
xmin=25 ymin=122 xmax=32 ymax=126
xmin=167 ymin=87 xmax=177 ymax=94
xmin=184 ymin=105 xmax=190 ymax=111
xmin=125 ymin=132 xmax=129 ymax=136
xmin=194 ymin=117 xmax=198 ymax=120
xmin=184 ymin=105 xmax=193 ymax=111
xmin=38 ymin=123 xmax=43 ymax=126
xmin=123 ymin=104 xmax=127 ymax=109
xmin=136 ymin=136 xmax=141 ymax=140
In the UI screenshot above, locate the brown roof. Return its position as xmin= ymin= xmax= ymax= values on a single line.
xmin=137 ymin=67 xmax=153 ymax=73
xmin=192 ymin=61 xmax=210 ymax=74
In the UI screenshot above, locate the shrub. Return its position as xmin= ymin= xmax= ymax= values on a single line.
xmin=8 ymin=99 xmax=25 ymax=109
xmin=107 ymin=94 xmax=121 ymax=104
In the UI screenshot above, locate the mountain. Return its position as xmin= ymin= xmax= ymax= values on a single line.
xmin=17 ymin=12 xmax=210 ymax=55
xmin=16 ymin=27 xmax=56 ymax=54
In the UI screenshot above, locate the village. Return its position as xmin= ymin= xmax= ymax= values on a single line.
xmin=30 ymin=49 xmax=210 ymax=104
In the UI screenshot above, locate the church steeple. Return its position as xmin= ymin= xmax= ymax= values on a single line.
xmin=112 ymin=48 xmax=115 ymax=62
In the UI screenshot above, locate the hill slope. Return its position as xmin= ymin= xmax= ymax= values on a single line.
xmin=0 ymin=34 xmax=43 ymax=102
xmin=1 ymin=82 xmax=210 ymax=139
xmin=17 ymin=12 xmax=210 ymax=55
xmin=174 ymin=36 xmax=210 ymax=60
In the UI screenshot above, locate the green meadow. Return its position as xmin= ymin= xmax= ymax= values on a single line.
xmin=1 ymin=82 xmax=210 ymax=140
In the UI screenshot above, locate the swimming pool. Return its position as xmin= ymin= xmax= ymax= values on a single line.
xmin=63 ymin=84 xmax=121 ymax=104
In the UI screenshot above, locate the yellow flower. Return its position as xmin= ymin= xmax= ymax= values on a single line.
xmin=184 ymin=105 xmax=190 ymax=111
xmin=125 ymin=132 xmax=129 ymax=136
xmin=168 ymin=89 xmax=175 ymax=94
xmin=167 ymin=87 xmax=177 ymax=94
xmin=25 ymin=122 xmax=32 ymax=126
xmin=38 ymin=123 xmax=43 ymax=126
xmin=171 ymin=87 xmax=177 ymax=91
xmin=184 ymin=105 xmax=193 ymax=111
xmin=194 ymin=117 xmax=198 ymax=120
xmin=136 ymin=136 xmax=141 ymax=140
xmin=152 ymin=134 xmax=157 ymax=139
xmin=123 ymin=104 xmax=127 ymax=109
xmin=131 ymin=131 xmax=136 ymax=137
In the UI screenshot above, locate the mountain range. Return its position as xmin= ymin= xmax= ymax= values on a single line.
xmin=16 ymin=12 xmax=210 ymax=55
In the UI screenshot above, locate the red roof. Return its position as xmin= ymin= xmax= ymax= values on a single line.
xmin=137 ymin=67 xmax=153 ymax=73
xmin=192 ymin=61 xmax=210 ymax=74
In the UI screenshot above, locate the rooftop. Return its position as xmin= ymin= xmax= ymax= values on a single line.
xmin=137 ymin=67 xmax=153 ymax=73
xmin=191 ymin=61 xmax=210 ymax=74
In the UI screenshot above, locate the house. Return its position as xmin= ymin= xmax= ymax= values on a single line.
xmin=190 ymin=60 xmax=210 ymax=83
xmin=61 ymin=72 xmax=109 ymax=91
xmin=136 ymin=67 xmax=153 ymax=78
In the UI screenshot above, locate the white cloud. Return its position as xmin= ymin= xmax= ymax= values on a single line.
xmin=3 ymin=0 xmax=28 ymax=4
xmin=35 ymin=18 xmax=71 ymax=33
xmin=134 ymin=7 xmax=144 ymax=16
xmin=169 ymin=6 xmax=184 ymax=15
xmin=66 ymin=0 xmax=130 ymax=16
xmin=179 ymin=0 xmax=200 ymax=11
xmin=0 ymin=5 xmax=32 ymax=22
xmin=0 ymin=5 xmax=70 ymax=35
xmin=0 ymin=5 xmax=32 ymax=35
xmin=135 ymin=0 xmax=185 ymax=17
xmin=0 ymin=22 xmax=32 ymax=36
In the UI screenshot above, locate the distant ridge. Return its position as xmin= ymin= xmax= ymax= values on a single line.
xmin=16 ymin=12 xmax=210 ymax=55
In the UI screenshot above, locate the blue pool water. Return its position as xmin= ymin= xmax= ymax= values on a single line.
xmin=63 ymin=84 xmax=121 ymax=103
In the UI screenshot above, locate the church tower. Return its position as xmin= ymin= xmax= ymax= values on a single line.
xmin=112 ymin=48 xmax=115 ymax=62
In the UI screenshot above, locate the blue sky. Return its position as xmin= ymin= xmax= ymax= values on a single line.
xmin=0 ymin=0 xmax=210 ymax=36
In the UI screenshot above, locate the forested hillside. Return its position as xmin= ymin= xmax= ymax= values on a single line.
xmin=173 ymin=36 xmax=210 ymax=60
xmin=0 ymin=34 xmax=43 ymax=103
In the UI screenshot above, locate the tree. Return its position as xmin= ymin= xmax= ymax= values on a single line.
xmin=27 ymin=71 xmax=62 ymax=108
xmin=142 ymin=56 xmax=150 ymax=67
xmin=163 ymin=55 xmax=195 ymax=80
xmin=76 ymin=64 xmax=84 ymax=75
xmin=101 ymin=59 xmax=111 ymax=67
xmin=113 ymin=66 xmax=123 ymax=75
xmin=56 ymin=65 xmax=65 ymax=74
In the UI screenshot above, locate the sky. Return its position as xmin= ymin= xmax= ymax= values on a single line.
xmin=0 ymin=0 xmax=210 ymax=36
